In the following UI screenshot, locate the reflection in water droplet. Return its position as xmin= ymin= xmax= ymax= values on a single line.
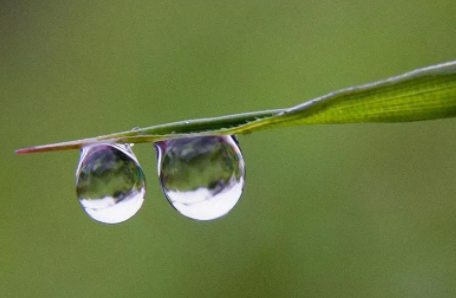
xmin=76 ymin=143 xmax=146 ymax=224
xmin=156 ymin=135 xmax=245 ymax=220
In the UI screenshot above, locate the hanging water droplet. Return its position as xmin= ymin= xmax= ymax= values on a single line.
xmin=76 ymin=143 xmax=146 ymax=224
xmin=156 ymin=135 xmax=245 ymax=220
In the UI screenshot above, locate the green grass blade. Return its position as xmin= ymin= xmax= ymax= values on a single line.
xmin=16 ymin=60 xmax=456 ymax=154
xmin=211 ymin=60 xmax=456 ymax=134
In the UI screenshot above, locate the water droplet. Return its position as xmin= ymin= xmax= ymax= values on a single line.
xmin=76 ymin=143 xmax=146 ymax=224
xmin=156 ymin=135 xmax=245 ymax=220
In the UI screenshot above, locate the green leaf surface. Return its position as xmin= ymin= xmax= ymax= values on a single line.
xmin=16 ymin=60 xmax=456 ymax=154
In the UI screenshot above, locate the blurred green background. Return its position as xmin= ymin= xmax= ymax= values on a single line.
xmin=1 ymin=1 xmax=456 ymax=297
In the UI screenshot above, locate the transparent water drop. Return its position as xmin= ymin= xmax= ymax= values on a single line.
xmin=156 ymin=135 xmax=245 ymax=220
xmin=75 ymin=143 xmax=146 ymax=224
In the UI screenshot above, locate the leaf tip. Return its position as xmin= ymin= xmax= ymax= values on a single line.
xmin=15 ymin=147 xmax=35 ymax=154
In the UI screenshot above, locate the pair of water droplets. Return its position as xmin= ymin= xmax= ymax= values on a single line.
xmin=75 ymin=135 xmax=245 ymax=224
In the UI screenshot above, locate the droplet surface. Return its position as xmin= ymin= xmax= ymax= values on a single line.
xmin=76 ymin=143 xmax=146 ymax=224
xmin=156 ymin=135 xmax=245 ymax=220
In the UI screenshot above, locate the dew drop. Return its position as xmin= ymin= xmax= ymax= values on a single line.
xmin=156 ymin=135 xmax=245 ymax=220
xmin=75 ymin=143 xmax=146 ymax=224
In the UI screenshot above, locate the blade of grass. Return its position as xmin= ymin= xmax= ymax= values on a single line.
xmin=220 ymin=60 xmax=456 ymax=134
xmin=15 ymin=109 xmax=283 ymax=154
xmin=16 ymin=60 xmax=456 ymax=154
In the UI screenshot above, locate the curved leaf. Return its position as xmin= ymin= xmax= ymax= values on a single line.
xmin=16 ymin=60 xmax=456 ymax=154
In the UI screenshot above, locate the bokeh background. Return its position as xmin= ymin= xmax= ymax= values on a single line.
xmin=2 ymin=1 xmax=456 ymax=297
